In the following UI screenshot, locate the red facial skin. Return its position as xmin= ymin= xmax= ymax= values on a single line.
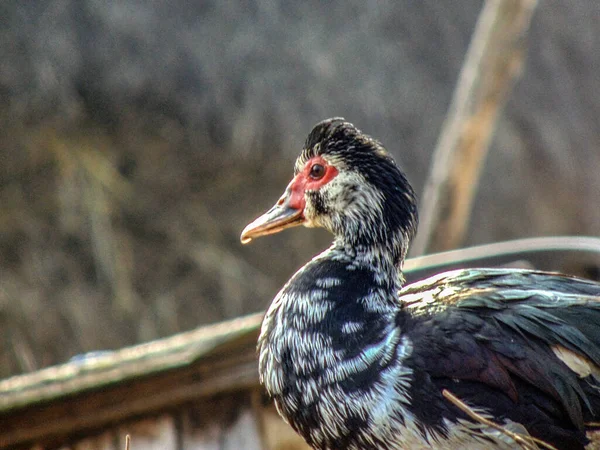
xmin=285 ymin=156 xmax=339 ymax=212
xmin=240 ymin=155 xmax=339 ymax=243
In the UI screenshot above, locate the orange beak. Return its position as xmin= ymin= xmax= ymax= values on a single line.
xmin=240 ymin=180 xmax=306 ymax=244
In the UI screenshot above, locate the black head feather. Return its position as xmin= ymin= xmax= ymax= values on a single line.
xmin=298 ymin=118 xmax=418 ymax=264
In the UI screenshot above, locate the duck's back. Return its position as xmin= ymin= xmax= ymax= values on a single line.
xmin=399 ymin=268 xmax=600 ymax=449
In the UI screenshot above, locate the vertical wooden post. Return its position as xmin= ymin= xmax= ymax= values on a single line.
xmin=410 ymin=0 xmax=538 ymax=256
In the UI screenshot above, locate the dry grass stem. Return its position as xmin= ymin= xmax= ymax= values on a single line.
xmin=442 ymin=389 xmax=557 ymax=450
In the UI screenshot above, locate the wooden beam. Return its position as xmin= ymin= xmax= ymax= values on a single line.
xmin=0 ymin=314 xmax=262 ymax=448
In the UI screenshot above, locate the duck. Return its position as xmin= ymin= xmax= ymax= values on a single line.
xmin=241 ymin=118 xmax=600 ymax=450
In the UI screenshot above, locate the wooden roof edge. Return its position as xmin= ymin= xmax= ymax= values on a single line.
xmin=0 ymin=312 xmax=263 ymax=412
xmin=0 ymin=336 xmax=263 ymax=448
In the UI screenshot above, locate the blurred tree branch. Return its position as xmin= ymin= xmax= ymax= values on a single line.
xmin=410 ymin=0 xmax=538 ymax=256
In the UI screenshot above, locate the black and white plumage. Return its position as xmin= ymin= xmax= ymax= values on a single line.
xmin=241 ymin=118 xmax=600 ymax=450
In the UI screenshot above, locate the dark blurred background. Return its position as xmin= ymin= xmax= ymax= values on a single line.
xmin=0 ymin=1 xmax=599 ymax=378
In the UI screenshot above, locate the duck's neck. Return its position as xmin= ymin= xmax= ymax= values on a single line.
xmin=258 ymin=238 xmax=412 ymax=441
xmin=331 ymin=236 xmax=406 ymax=295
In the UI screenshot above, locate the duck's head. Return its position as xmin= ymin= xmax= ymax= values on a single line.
xmin=241 ymin=118 xmax=418 ymax=264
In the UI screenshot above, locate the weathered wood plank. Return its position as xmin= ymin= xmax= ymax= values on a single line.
xmin=260 ymin=405 xmax=309 ymax=450
xmin=221 ymin=409 xmax=263 ymax=450
xmin=180 ymin=418 xmax=221 ymax=450
xmin=0 ymin=330 xmax=260 ymax=448
xmin=117 ymin=416 xmax=177 ymax=450
xmin=180 ymin=397 xmax=236 ymax=450
xmin=61 ymin=431 xmax=117 ymax=450
xmin=180 ymin=392 xmax=264 ymax=450
xmin=0 ymin=313 xmax=262 ymax=413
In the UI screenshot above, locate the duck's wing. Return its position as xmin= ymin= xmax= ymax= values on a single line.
xmin=399 ymin=268 xmax=600 ymax=449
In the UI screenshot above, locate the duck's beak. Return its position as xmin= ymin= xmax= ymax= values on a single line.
xmin=241 ymin=180 xmax=306 ymax=244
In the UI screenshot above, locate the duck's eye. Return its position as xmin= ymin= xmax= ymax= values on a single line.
xmin=309 ymin=163 xmax=326 ymax=180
